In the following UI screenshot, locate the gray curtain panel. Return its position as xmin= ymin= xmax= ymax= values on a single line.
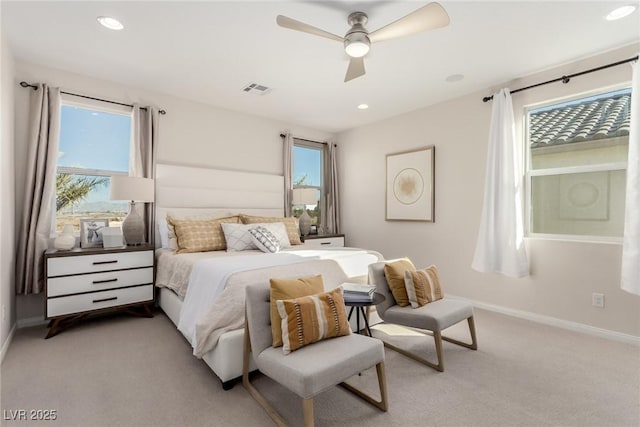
xmin=131 ymin=104 xmax=158 ymax=245
xmin=321 ymin=142 xmax=340 ymax=234
xmin=15 ymin=85 xmax=61 ymax=295
xmin=282 ymin=132 xmax=294 ymax=217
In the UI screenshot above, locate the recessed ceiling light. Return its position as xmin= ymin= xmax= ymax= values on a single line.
xmin=605 ymin=5 xmax=637 ymax=21
xmin=357 ymin=104 xmax=369 ymax=110
xmin=446 ymin=74 xmax=465 ymax=83
xmin=97 ymin=16 xmax=124 ymax=30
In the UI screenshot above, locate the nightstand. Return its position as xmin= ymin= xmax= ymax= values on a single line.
xmin=302 ymin=234 xmax=345 ymax=248
xmin=44 ymin=244 xmax=154 ymax=338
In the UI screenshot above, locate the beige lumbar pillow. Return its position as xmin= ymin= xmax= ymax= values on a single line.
xmin=383 ymin=258 xmax=416 ymax=307
xmin=269 ymin=275 xmax=324 ymax=347
xmin=277 ymin=287 xmax=351 ymax=354
xmin=167 ymin=216 xmax=238 ymax=253
xmin=404 ymin=265 xmax=444 ymax=308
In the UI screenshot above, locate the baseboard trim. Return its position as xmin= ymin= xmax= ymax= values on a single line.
xmin=1 ymin=324 xmax=16 ymax=364
xmin=17 ymin=316 xmax=47 ymax=329
xmin=449 ymin=295 xmax=640 ymax=346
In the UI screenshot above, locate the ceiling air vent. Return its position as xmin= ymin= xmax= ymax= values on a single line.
xmin=242 ymin=82 xmax=272 ymax=95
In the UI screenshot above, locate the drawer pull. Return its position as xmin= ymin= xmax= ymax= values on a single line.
xmin=93 ymin=260 xmax=118 ymax=265
xmin=320 ymin=242 xmax=331 ymax=245
xmin=93 ymin=296 xmax=117 ymax=304
xmin=92 ymin=278 xmax=118 ymax=285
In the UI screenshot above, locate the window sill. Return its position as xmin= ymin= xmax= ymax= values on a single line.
xmin=525 ymin=234 xmax=623 ymax=245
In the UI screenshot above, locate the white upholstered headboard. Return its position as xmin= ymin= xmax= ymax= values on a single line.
xmin=155 ymin=163 xmax=285 ymax=246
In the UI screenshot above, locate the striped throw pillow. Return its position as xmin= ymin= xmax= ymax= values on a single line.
xmin=276 ymin=287 xmax=351 ymax=354
xmin=404 ymin=265 xmax=444 ymax=308
xmin=249 ymin=226 xmax=281 ymax=253
xmin=240 ymin=215 xmax=302 ymax=245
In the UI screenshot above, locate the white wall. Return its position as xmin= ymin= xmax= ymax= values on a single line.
xmin=338 ymin=44 xmax=640 ymax=338
xmin=13 ymin=60 xmax=334 ymax=322
xmin=0 ymin=31 xmax=16 ymax=358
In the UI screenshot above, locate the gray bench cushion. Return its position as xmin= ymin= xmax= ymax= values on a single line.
xmin=256 ymin=333 xmax=384 ymax=399
xmin=384 ymin=298 xmax=473 ymax=331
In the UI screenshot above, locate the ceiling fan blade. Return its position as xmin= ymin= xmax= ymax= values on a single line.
xmin=276 ymin=15 xmax=344 ymax=42
xmin=345 ymin=57 xmax=366 ymax=82
xmin=368 ymin=2 xmax=450 ymax=43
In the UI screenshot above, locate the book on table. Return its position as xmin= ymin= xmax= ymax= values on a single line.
xmin=341 ymin=282 xmax=375 ymax=302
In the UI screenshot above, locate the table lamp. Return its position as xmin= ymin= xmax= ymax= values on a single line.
xmin=292 ymin=188 xmax=317 ymax=236
xmin=109 ymin=176 xmax=154 ymax=245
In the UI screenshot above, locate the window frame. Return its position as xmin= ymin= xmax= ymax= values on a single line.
xmin=523 ymin=84 xmax=631 ymax=244
xmin=292 ymin=139 xmax=324 ymax=225
xmin=53 ymin=95 xmax=133 ymax=234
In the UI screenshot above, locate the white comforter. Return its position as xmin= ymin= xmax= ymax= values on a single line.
xmin=174 ymin=248 xmax=381 ymax=356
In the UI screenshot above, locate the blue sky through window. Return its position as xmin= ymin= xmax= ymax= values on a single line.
xmin=293 ymin=145 xmax=321 ymax=187
xmin=58 ymin=105 xmax=131 ymax=171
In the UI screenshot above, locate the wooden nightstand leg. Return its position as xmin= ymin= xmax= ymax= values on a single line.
xmin=45 ymin=319 xmax=64 ymax=339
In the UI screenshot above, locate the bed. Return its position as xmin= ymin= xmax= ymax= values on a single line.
xmin=154 ymin=164 xmax=383 ymax=389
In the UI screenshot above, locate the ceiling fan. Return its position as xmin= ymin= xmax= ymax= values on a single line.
xmin=276 ymin=2 xmax=450 ymax=82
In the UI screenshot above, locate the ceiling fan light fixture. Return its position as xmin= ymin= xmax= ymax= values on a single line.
xmin=605 ymin=5 xmax=637 ymax=20
xmin=344 ymin=33 xmax=370 ymax=58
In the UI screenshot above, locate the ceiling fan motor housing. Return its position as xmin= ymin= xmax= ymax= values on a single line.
xmin=344 ymin=12 xmax=370 ymax=58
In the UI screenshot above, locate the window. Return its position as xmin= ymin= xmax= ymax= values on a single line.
xmin=526 ymin=88 xmax=631 ymax=240
xmin=55 ymin=97 xmax=132 ymax=233
xmin=292 ymin=141 xmax=324 ymax=226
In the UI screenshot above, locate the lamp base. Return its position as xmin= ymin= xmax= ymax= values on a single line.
xmin=122 ymin=201 xmax=145 ymax=246
xmin=298 ymin=210 xmax=312 ymax=236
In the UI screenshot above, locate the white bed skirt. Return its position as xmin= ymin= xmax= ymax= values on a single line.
xmin=158 ymin=287 xmax=257 ymax=386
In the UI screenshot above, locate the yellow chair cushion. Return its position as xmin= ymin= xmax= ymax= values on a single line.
xmin=269 ymin=275 xmax=324 ymax=347
xmin=383 ymin=258 xmax=416 ymax=307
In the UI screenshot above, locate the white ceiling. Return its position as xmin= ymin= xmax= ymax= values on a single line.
xmin=3 ymin=1 xmax=639 ymax=133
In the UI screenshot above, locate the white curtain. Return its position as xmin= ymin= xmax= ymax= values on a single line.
xmin=621 ymin=56 xmax=640 ymax=295
xmin=320 ymin=142 xmax=340 ymax=234
xmin=130 ymin=104 xmax=158 ymax=244
xmin=282 ymin=132 xmax=294 ymax=217
xmin=472 ymin=88 xmax=529 ymax=278
xmin=15 ymin=85 xmax=61 ymax=294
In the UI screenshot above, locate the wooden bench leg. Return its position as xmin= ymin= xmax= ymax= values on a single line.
xmin=303 ymin=398 xmax=314 ymax=427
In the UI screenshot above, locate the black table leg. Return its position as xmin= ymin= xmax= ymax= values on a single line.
xmin=360 ymin=307 xmax=373 ymax=336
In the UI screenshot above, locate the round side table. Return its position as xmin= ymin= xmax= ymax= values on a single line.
xmin=344 ymin=292 xmax=386 ymax=336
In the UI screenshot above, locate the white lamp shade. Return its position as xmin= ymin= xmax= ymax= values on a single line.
xmin=109 ymin=176 xmax=154 ymax=202
xmin=292 ymin=188 xmax=317 ymax=205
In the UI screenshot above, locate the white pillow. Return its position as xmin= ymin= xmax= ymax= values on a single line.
xmin=158 ymin=219 xmax=170 ymax=249
xmin=221 ymin=223 xmax=257 ymax=251
xmin=249 ymin=226 xmax=281 ymax=253
xmin=221 ymin=222 xmax=291 ymax=252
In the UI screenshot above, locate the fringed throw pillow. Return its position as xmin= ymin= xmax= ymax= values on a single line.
xmin=276 ymin=287 xmax=351 ymax=354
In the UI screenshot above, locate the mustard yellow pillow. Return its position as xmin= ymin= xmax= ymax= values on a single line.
xmin=383 ymin=258 xmax=416 ymax=307
xmin=167 ymin=216 xmax=238 ymax=253
xmin=277 ymin=287 xmax=351 ymax=354
xmin=240 ymin=215 xmax=302 ymax=245
xmin=404 ymin=265 xmax=444 ymax=308
xmin=269 ymin=275 xmax=324 ymax=347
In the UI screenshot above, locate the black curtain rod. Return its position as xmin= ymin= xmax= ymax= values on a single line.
xmin=482 ymin=55 xmax=639 ymax=103
xmin=280 ymin=133 xmax=328 ymax=145
xmin=19 ymin=81 xmax=166 ymax=115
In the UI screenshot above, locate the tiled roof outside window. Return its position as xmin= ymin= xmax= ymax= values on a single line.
xmin=529 ymin=90 xmax=631 ymax=149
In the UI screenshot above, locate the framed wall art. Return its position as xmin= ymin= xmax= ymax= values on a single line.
xmin=386 ymin=146 xmax=435 ymax=222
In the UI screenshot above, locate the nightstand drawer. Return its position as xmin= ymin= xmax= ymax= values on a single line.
xmin=47 ymin=267 xmax=153 ymax=297
xmin=47 ymin=285 xmax=153 ymax=318
xmin=303 ymin=236 xmax=345 ymax=248
xmin=47 ymin=250 xmax=153 ymax=277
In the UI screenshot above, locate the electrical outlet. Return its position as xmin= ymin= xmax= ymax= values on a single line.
xmin=592 ymin=293 xmax=605 ymax=308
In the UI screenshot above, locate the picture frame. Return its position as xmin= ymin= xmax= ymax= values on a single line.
xmin=80 ymin=219 xmax=110 ymax=248
xmin=386 ymin=146 xmax=435 ymax=222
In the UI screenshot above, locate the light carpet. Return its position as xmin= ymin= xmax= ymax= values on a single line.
xmin=1 ymin=308 xmax=638 ymax=427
